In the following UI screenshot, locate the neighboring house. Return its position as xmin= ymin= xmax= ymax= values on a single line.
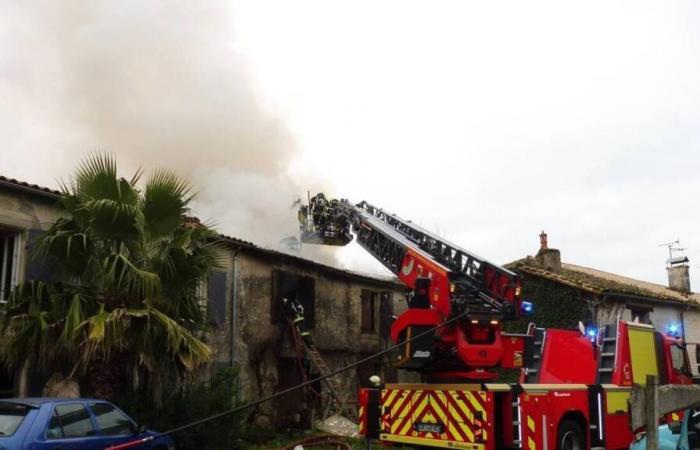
xmin=507 ymin=232 xmax=700 ymax=375
xmin=0 ymin=175 xmax=407 ymax=428
xmin=0 ymin=176 xmax=64 ymax=397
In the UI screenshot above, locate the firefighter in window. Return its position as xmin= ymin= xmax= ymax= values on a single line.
xmin=283 ymin=297 xmax=313 ymax=345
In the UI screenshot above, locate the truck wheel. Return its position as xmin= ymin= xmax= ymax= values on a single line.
xmin=557 ymin=420 xmax=584 ymax=450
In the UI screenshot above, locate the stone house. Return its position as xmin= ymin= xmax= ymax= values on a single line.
xmin=205 ymin=233 xmax=406 ymax=427
xmin=506 ymin=232 xmax=700 ymax=375
xmin=0 ymin=175 xmax=407 ymax=426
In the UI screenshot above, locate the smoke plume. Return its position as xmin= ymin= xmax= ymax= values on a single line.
xmin=0 ymin=1 xmax=337 ymax=264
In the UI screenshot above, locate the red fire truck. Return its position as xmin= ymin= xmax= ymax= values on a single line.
xmin=298 ymin=195 xmax=694 ymax=450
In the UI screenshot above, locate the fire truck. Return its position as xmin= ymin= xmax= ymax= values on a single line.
xmin=298 ymin=195 xmax=694 ymax=450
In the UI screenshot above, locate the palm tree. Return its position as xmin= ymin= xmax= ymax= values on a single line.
xmin=0 ymin=155 xmax=222 ymax=400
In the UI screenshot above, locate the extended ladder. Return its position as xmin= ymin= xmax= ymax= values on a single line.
xmin=287 ymin=318 xmax=353 ymax=418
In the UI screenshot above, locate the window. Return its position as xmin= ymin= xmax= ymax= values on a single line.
xmin=0 ymin=402 xmax=30 ymax=436
xmin=0 ymin=232 xmax=20 ymax=303
xmin=46 ymin=403 xmax=95 ymax=439
xmin=207 ymin=271 xmax=228 ymax=326
xmin=90 ymin=403 xmax=135 ymax=436
xmin=378 ymin=292 xmax=393 ymax=339
xmin=671 ymin=344 xmax=689 ymax=373
xmin=628 ymin=306 xmax=652 ymax=324
xmin=272 ymin=271 xmax=315 ymax=329
xmin=361 ymin=290 xmax=377 ymax=334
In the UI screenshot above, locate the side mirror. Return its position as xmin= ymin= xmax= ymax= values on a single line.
xmin=137 ymin=424 xmax=148 ymax=434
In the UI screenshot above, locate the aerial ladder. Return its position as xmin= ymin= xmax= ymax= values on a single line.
xmin=299 ymin=194 xmax=525 ymax=381
xmin=298 ymin=194 xmax=696 ymax=450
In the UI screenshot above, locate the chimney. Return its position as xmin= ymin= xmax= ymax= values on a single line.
xmin=539 ymin=230 xmax=548 ymax=251
xmin=667 ymin=256 xmax=691 ymax=293
xmin=535 ymin=231 xmax=561 ymax=273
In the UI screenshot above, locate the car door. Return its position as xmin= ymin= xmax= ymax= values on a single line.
xmin=88 ymin=402 xmax=145 ymax=449
xmin=44 ymin=402 xmax=103 ymax=450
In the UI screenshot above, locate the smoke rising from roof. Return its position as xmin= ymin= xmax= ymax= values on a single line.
xmin=0 ymin=1 xmax=338 ymax=264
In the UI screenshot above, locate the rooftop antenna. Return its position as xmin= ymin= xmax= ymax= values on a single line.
xmin=659 ymin=239 xmax=688 ymax=265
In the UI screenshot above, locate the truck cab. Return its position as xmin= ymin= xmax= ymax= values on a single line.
xmin=359 ymin=319 xmax=695 ymax=450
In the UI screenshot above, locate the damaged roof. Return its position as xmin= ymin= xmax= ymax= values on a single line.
xmin=507 ymin=256 xmax=700 ymax=306
xmin=186 ymin=213 xmax=401 ymax=288
xmin=218 ymin=233 xmax=403 ymax=289
xmin=0 ymin=175 xmax=401 ymax=289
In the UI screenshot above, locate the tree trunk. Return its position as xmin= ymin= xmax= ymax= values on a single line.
xmin=84 ymin=355 xmax=128 ymax=400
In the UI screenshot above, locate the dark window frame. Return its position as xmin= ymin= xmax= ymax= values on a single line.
xmin=361 ymin=290 xmax=377 ymax=334
xmin=207 ymin=271 xmax=228 ymax=327
xmin=627 ymin=305 xmax=653 ymax=324
xmin=0 ymin=230 xmax=21 ymax=302
xmin=272 ymin=270 xmax=316 ymax=330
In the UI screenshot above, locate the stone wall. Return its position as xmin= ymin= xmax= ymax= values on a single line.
xmin=219 ymin=250 xmax=407 ymax=427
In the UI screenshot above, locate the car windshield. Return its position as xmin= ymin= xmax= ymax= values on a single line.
xmin=0 ymin=403 xmax=31 ymax=436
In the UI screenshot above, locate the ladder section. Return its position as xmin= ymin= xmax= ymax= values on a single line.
xmin=305 ymin=345 xmax=350 ymax=416
xmin=524 ymin=328 xmax=546 ymax=383
xmin=598 ymin=323 xmax=618 ymax=383
xmin=511 ymin=396 xmax=523 ymax=448
xmin=288 ymin=319 xmax=353 ymax=418
xmin=356 ymin=201 xmax=520 ymax=308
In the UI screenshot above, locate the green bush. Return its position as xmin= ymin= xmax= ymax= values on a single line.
xmin=121 ymin=366 xmax=247 ymax=450
xmin=504 ymin=275 xmax=592 ymax=333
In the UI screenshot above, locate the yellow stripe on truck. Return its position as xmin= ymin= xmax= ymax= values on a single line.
xmin=381 ymin=433 xmax=485 ymax=449
xmin=528 ymin=436 xmax=536 ymax=450
xmin=628 ymin=328 xmax=658 ymax=384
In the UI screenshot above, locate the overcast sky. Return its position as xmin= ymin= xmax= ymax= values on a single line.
xmin=1 ymin=1 xmax=699 ymax=289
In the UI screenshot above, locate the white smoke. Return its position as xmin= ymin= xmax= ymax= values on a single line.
xmin=0 ymin=1 xmax=340 ymax=264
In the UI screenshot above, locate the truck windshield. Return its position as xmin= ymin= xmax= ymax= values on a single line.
xmin=0 ymin=403 xmax=31 ymax=436
xmin=671 ymin=344 xmax=688 ymax=372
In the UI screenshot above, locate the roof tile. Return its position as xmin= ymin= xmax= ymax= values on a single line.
xmin=508 ymin=256 xmax=700 ymax=306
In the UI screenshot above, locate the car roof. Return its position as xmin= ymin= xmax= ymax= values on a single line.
xmin=0 ymin=398 xmax=107 ymax=408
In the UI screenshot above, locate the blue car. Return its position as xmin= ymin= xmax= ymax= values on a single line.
xmin=630 ymin=409 xmax=700 ymax=450
xmin=0 ymin=398 xmax=174 ymax=450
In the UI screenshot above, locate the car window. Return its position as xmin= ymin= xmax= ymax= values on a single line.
xmin=47 ymin=403 xmax=95 ymax=439
xmin=0 ymin=403 xmax=30 ymax=436
xmin=90 ymin=403 xmax=135 ymax=436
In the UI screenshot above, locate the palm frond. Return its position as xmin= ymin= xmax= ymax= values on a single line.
xmin=142 ymin=169 xmax=193 ymax=239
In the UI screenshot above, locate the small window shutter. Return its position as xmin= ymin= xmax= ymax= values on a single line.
xmin=207 ymin=271 xmax=227 ymax=326
xmin=361 ymin=290 xmax=372 ymax=333
xmin=25 ymin=229 xmax=53 ymax=283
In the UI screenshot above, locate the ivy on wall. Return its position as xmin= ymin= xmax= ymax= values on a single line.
xmin=504 ymin=274 xmax=593 ymax=333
